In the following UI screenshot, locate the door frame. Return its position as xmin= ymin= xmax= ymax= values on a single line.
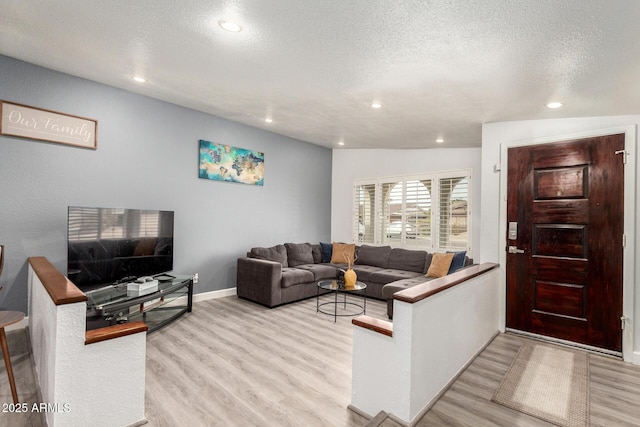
xmin=497 ymin=125 xmax=637 ymax=362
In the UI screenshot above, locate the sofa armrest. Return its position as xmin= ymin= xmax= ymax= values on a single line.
xmin=236 ymin=257 xmax=283 ymax=307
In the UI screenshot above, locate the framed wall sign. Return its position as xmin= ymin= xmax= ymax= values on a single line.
xmin=0 ymin=100 xmax=97 ymax=149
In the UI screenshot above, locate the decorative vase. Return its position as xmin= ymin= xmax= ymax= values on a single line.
xmin=344 ymin=268 xmax=357 ymax=288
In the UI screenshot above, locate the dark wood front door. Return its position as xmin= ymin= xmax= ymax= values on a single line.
xmin=506 ymin=134 xmax=625 ymax=352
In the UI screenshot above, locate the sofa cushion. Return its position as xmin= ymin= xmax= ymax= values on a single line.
xmin=320 ymin=242 xmax=333 ymax=263
xmin=370 ymin=269 xmax=424 ymax=284
xmin=355 ymin=245 xmax=391 ymax=268
xmin=280 ymin=268 xmax=315 ymax=288
xmin=388 ymin=248 xmax=428 ymax=273
xmin=426 ymin=253 xmax=454 ymax=278
xmin=250 ymin=244 xmax=288 ymax=267
xmin=351 ymin=265 xmax=387 ymax=283
xmin=331 ymin=242 xmax=356 ymax=264
xmin=285 ymin=243 xmax=315 ymax=267
xmin=311 ymin=244 xmax=323 ymax=264
xmin=296 ymin=264 xmax=339 ymax=281
xmin=447 ymin=250 xmax=467 ymax=273
xmin=381 ymin=276 xmax=433 ymax=299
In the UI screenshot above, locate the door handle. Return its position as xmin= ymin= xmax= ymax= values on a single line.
xmin=508 ymin=246 xmax=525 ymax=254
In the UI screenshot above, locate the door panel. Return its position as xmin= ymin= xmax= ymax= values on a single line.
xmin=533 ymin=224 xmax=587 ymax=258
xmin=506 ymin=134 xmax=624 ymax=351
xmin=534 ymin=166 xmax=588 ymax=199
xmin=532 ymin=199 xmax=588 ymax=223
xmin=533 ymin=281 xmax=585 ymax=318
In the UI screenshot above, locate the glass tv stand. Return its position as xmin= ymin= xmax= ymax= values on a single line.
xmin=85 ymin=275 xmax=193 ymax=333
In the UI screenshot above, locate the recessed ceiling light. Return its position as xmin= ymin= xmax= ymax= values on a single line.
xmin=132 ymin=76 xmax=146 ymax=83
xmin=546 ymin=102 xmax=563 ymax=109
xmin=371 ymin=102 xmax=383 ymax=109
xmin=436 ymin=138 xmax=444 ymax=143
xmin=219 ymin=20 xmax=242 ymax=32
xmin=264 ymin=118 xmax=273 ymax=123
xmin=338 ymin=141 xmax=345 ymax=146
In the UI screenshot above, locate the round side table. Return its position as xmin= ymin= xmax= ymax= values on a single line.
xmin=0 ymin=311 xmax=25 ymax=404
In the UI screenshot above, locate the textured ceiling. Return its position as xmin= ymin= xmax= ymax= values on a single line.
xmin=1 ymin=1 xmax=640 ymax=149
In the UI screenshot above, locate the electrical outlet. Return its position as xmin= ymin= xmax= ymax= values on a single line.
xmin=193 ymin=273 xmax=198 ymax=284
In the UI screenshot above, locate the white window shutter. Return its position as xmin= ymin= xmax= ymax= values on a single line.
xmin=405 ymin=179 xmax=432 ymax=249
xmin=438 ymin=176 xmax=469 ymax=252
xmin=380 ymin=181 xmax=400 ymax=245
xmin=353 ymin=183 xmax=376 ymax=244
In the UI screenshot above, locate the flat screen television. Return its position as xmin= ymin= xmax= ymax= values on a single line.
xmin=67 ymin=206 xmax=174 ymax=290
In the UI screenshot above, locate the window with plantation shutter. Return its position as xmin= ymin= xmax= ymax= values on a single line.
xmin=352 ymin=170 xmax=471 ymax=255
xmin=405 ymin=179 xmax=432 ymax=248
xmin=438 ymin=175 xmax=469 ymax=252
xmin=380 ymin=180 xmax=401 ymax=245
xmin=353 ymin=182 xmax=376 ymax=243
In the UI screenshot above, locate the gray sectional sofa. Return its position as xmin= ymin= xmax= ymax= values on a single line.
xmin=236 ymin=242 xmax=472 ymax=318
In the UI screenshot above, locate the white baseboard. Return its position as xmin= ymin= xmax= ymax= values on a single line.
xmin=633 ymin=351 xmax=640 ymax=366
xmin=193 ymin=287 xmax=237 ymax=302
xmin=161 ymin=286 xmax=236 ymax=309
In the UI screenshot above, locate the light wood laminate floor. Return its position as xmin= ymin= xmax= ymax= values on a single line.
xmin=146 ymin=297 xmax=640 ymax=427
xmin=414 ymin=333 xmax=640 ymax=427
xmin=144 ymin=294 xmax=385 ymax=426
xmin=0 ymin=328 xmax=44 ymax=427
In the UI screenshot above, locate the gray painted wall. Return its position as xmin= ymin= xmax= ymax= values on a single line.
xmin=0 ymin=55 xmax=332 ymax=312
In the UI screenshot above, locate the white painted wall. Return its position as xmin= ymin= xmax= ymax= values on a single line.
xmin=408 ymin=270 xmax=499 ymax=418
xmin=352 ymin=320 xmax=412 ymax=419
xmin=481 ymin=116 xmax=639 ymax=363
xmin=351 ymin=267 xmax=500 ymax=423
xmin=29 ymin=265 xmax=147 ymax=427
xmin=331 ymin=147 xmax=482 ymax=257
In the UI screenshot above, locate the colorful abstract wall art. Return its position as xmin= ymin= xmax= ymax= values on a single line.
xmin=199 ymin=139 xmax=264 ymax=186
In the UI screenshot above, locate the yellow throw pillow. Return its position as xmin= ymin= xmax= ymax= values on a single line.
xmin=330 ymin=242 xmax=356 ymax=264
xmin=426 ymin=253 xmax=454 ymax=278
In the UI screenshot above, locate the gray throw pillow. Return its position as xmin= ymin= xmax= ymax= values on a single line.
xmin=285 ymin=243 xmax=315 ymax=267
xmin=249 ymin=244 xmax=288 ymax=267
xmin=310 ymin=244 xmax=323 ymax=264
